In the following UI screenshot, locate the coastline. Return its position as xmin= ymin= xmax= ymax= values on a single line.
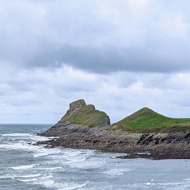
xmin=37 ymin=99 xmax=190 ymax=160
xmin=37 ymin=125 xmax=190 ymax=160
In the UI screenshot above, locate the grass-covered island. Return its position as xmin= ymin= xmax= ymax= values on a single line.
xmin=38 ymin=99 xmax=190 ymax=159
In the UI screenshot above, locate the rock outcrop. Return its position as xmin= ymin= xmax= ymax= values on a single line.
xmin=40 ymin=99 xmax=110 ymax=137
xmin=38 ymin=99 xmax=190 ymax=159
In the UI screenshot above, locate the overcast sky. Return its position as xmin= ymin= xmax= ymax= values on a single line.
xmin=1 ymin=0 xmax=190 ymax=124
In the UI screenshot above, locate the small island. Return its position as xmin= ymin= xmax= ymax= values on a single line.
xmin=38 ymin=99 xmax=190 ymax=159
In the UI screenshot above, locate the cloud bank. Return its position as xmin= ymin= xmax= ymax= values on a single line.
xmin=0 ymin=0 xmax=190 ymax=123
xmin=1 ymin=65 xmax=190 ymax=123
xmin=1 ymin=0 xmax=190 ymax=73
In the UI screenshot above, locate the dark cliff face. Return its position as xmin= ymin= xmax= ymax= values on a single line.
xmin=41 ymin=99 xmax=110 ymax=136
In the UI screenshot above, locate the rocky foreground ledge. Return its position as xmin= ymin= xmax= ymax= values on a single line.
xmin=38 ymin=99 xmax=190 ymax=160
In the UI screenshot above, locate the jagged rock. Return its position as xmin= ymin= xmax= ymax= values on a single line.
xmin=40 ymin=99 xmax=110 ymax=137
xmin=68 ymin=99 xmax=86 ymax=114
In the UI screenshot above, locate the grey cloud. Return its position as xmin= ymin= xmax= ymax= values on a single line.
xmin=26 ymin=44 xmax=190 ymax=73
xmin=1 ymin=0 xmax=190 ymax=73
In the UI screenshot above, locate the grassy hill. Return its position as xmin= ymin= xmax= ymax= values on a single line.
xmin=114 ymin=107 xmax=190 ymax=133
xmin=61 ymin=103 xmax=110 ymax=128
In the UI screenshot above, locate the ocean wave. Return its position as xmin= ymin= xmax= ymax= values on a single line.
xmin=11 ymin=164 xmax=35 ymax=170
xmin=144 ymin=179 xmax=155 ymax=186
xmin=33 ymin=147 xmax=61 ymax=158
xmin=37 ymin=167 xmax=62 ymax=171
xmin=2 ymin=133 xmax=32 ymax=137
xmin=104 ymin=168 xmax=133 ymax=176
xmin=18 ymin=174 xmax=41 ymax=178
xmin=64 ymin=157 xmax=87 ymax=164
xmin=56 ymin=149 xmax=104 ymax=169
xmin=0 ymin=174 xmax=15 ymax=179
xmin=18 ymin=178 xmax=38 ymax=182
xmin=2 ymin=133 xmax=54 ymax=142
xmin=157 ymin=178 xmax=190 ymax=190
xmin=33 ymin=152 xmax=52 ymax=158
xmin=0 ymin=141 xmax=40 ymax=151
xmin=60 ymin=150 xmax=99 ymax=166
xmin=64 ymin=158 xmax=106 ymax=169
xmin=33 ymin=179 xmax=89 ymax=190
xmin=29 ymin=135 xmax=56 ymax=142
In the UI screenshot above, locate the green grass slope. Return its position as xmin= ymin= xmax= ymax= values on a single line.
xmin=114 ymin=107 xmax=190 ymax=133
xmin=61 ymin=104 xmax=110 ymax=128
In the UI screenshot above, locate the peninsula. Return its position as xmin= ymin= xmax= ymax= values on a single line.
xmin=38 ymin=99 xmax=190 ymax=159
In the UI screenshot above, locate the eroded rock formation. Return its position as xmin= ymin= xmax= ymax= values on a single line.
xmin=38 ymin=99 xmax=190 ymax=159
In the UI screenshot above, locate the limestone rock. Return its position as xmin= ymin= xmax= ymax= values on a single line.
xmin=68 ymin=99 xmax=86 ymax=114
xmin=40 ymin=99 xmax=110 ymax=136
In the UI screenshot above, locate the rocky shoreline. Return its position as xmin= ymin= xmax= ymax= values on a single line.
xmin=38 ymin=129 xmax=190 ymax=160
xmin=37 ymin=99 xmax=190 ymax=160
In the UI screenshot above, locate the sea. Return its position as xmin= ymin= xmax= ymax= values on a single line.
xmin=0 ymin=124 xmax=190 ymax=190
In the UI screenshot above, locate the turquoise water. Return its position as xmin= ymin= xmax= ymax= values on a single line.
xmin=0 ymin=124 xmax=190 ymax=190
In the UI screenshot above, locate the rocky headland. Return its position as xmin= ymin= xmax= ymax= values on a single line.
xmin=38 ymin=99 xmax=190 ymax=159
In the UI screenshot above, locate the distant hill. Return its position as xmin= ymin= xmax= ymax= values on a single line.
xmin=114 ymin=107 xmax=190 ymax=133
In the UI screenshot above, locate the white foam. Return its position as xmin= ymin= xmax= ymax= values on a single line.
xmin=157 ymin=180 xmax=190 ymax=190
xmin=0 ymin=142 xmax=39 ymax=151
xmin=105 ymin=168 xmax=133 ymax=176
xmin=33 ymin=179 xmax=89 ymax=190
xmin=64 ymin=150 xmax=83 ymax=157
xmin=2 ymin=133 xmax=32 ymax=137
xmin=0 ymin=174 xmax=15 ymax=179
xmin=61 ymin=152 xmax=104 ymax=168
xmin=33 ymin=152 xmax=50 ymax=157
xmin=57 ymin=149 xmax=103 ymax=169
xmin=2 ymin=133 xmax=55 ymax=143
xmin=64 ymin=157 xmax=87 ymax=164
xmin=18 ymin=178 xmax=38 ymax=182
xmin=144 ymin=179 xmax=155 ymax=186
xmin=18 ymin=174 xmax=41 ymax=178
xmin=11 ymin=164 xmax=34 ymax=170
xmin=30 ymin=135 xmax=55 ymax=142
xmin=33 ymin=147 xmax=61 ymax=158
xmin=125 ymin=183 xmax=151 ymax=189
xmin=145 ymin=182 xmax=155 ymax=186
xmin=37 ymin=167 xmax=62 ymax=171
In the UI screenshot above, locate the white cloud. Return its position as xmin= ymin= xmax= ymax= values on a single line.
xmin=0 ymin=65 xmax=190 ymax=123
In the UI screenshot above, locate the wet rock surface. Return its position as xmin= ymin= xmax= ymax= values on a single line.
xmin=37 ymin=130 xmax=190 ymax=159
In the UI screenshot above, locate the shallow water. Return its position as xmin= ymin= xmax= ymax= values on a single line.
xmin=0 ymin=124 xmax=190 ymax=190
